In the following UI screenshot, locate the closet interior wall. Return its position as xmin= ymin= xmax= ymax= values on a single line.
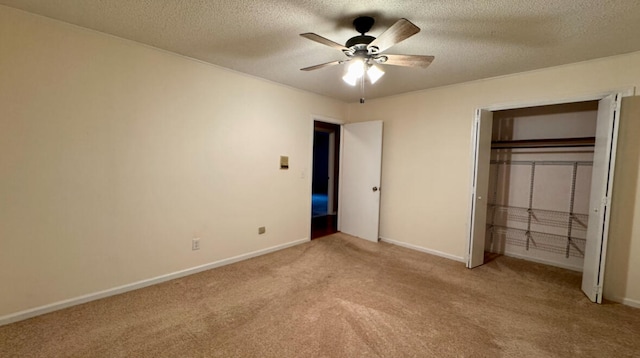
xmin=487 ymin=101 xmax=599 ymax=271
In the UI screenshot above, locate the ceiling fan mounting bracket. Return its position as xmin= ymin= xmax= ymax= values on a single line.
xmin=353 ymin=16 xmax=375 ymax=35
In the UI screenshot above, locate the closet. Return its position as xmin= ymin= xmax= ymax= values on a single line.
xmin=468 ymin=92 xmax=621 ymax=303
xmin=486 ymin=101 xmax=598 ymax=271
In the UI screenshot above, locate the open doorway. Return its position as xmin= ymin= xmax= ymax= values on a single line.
xmin=311 ymin=121 xmax=340 ymax=239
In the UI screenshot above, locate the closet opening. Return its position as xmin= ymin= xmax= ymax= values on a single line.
xmin=487 ymin=101 xmax=598 ymax=272
xmin=467 ymin=92 xmax=622 ymax=303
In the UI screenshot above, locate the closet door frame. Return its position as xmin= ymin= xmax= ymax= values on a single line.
xmin=465 ymin=88 xmax=633 ymax=300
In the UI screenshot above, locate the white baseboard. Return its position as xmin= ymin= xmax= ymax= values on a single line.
xmin=607 ymin=296 xmax=640 ymax=309
xmin=379 ymin=237 xmax=465 ymax=263
xmin=0 ymin=238 xmax=309 ymax=326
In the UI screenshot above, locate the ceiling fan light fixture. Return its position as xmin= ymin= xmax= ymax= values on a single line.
xmin=347 ymin=59 xmax=365 ymax=77
xmin=367 ymin=65 xmax=384 ymax=84
xmin=342 ymin=72 xmax=358 ymax=86
xmin=343 ymin=59 xmax=365 ymax=86
xmin=342 ymin=60 xmax=385 ymax=86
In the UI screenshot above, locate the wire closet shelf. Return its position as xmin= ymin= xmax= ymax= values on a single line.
xmin=486 ymin=159 xmax=592 ymax=259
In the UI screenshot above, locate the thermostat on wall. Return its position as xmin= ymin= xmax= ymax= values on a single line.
xmin=280 ymin=156 xmax=289 ymax=169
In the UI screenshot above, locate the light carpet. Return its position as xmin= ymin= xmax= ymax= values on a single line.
xmin=1 ymin=233 xmax=639 ymax=357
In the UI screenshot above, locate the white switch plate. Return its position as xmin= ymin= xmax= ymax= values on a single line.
xmin=192 ymin=238 xmax=200 ymax=250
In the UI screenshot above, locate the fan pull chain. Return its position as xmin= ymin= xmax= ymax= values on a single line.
xmin=360 ymin=72 xmax=366 ymax=104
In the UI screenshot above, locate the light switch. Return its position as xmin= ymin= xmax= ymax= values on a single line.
xmin=280 ymin=156 xmax=289 ymax=169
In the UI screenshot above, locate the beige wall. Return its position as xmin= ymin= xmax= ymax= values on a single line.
xmin=0 ymin=6 xmax=346 ymax=317
xmin=348 ymin=52 xmax=640 ymax=305
xmin=607 ymin=96 xmax=640 ymax=306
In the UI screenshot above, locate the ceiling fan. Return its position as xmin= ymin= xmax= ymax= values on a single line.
xmin=300 ymin=16 xmax=434 ymax=98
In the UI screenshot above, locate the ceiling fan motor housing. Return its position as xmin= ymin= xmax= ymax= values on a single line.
xmin=345 ymin=35 xmax=375 ymax=48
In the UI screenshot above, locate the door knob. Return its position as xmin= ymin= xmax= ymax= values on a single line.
xmin=372 ymin=186 xmax=378 ymax=192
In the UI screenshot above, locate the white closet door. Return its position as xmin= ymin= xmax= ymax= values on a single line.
xmin=581 ymin=93 xmax=621 ymax=303
xmin=339 ymin=120 xmax=383 ymax=242
xmin=467 ymin=109 xmax=493 ymax=268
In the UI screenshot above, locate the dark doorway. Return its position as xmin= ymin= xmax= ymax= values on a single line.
xmin=311 ymin=121 xmax=340 ymax=239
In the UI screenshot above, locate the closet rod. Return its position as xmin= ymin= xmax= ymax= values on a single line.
xmin=491 ymin=136 xmax=595 ymax=149
xmin=490 ymin=160 xmax=593 ymax=166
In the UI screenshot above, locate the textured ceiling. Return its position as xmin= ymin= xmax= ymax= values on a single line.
xmin=2 ymin=0 xmax=640 ymax=103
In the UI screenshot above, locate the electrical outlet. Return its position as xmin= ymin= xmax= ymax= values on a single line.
xmin=192 ymin=238 xmax=200 ymax=250
xmin=258 ymin=227 xmax=266 ymax=235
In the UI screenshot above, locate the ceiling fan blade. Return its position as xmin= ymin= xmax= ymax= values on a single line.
xmin=300 ymin=60 xmax=345 ymax=71
xmin=300 ymin=33 xmax=346 ymax=51
xmin=380 ymin=54 xmax=434 ymax=68
xmin=368 ymin=18 xmax=420 ymax=53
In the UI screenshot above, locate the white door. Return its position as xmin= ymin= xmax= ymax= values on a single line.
xmin=339 ymin=120 xmax=383 ymax=242
xmin=467 ymin=109 xmax=494 ymax=268
xmin=581 ymin=93 xmax=621 ymax=303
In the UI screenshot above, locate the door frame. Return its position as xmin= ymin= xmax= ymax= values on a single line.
xmin=465 ymin=87 xmax=634 ymax=269
xmin=309 ymin=115 xmax=344 ymax=236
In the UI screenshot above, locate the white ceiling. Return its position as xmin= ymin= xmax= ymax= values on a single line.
xmin=3 ymin=1 xmax=640 ymax=103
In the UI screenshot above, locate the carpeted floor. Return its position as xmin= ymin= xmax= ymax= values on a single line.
xmin=1 ymin=233 xmax=639 ymax=357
